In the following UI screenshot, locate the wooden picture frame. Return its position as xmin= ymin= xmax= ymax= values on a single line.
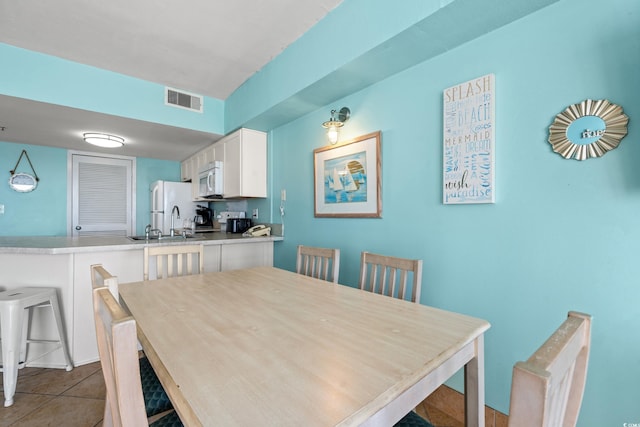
xmin=314 ymin=131 xmax=381 ymax=218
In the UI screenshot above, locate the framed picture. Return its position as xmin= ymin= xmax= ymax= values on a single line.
xmin=314 ymin=131 xmax=381 ymax=218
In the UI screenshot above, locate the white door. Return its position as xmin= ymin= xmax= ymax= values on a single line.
xmin=69 ymin=152 xmax=135 ymax=237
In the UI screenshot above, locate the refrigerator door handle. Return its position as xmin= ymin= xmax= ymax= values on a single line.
xmin=151 ymin=184 xmax=161 ymax=211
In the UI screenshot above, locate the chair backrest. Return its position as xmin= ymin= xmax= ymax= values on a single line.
xmin=93 ymin=286 xmax=149 ymax=427
xmin=296 ymin=245 xmax=340 ymax=283
xmin=508 ymin=311 xmax=592 ymax=427
xmin=91 ymin=264 xmax=119 ymax=300
xmin=358 ymin=252 xmax=423 ymax=303
xmin=143 ymin=244 xmax=204 ymax=281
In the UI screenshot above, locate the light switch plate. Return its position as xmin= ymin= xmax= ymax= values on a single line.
xmin=0 ymin=204 xmax=4 ymax=215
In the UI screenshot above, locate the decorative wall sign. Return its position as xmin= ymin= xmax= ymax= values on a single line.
xmin=548 ymin=99 xmax=628 ymax=160
xmin=443 ymin=73 xmax=495 ymax=204
xmin=314 ymin=131 xmax=381 ymax=218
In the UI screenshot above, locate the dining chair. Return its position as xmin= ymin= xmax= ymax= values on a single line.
xmin=358 ymin=251 xmax=423 ymax=303
xmin=296 ymin=245 xmax=340 ymax=283
xmin=508 ymin=311 xmax=592 ymax=427
xmin=93 ymin=286 xmax=182 ymax=427
xmin=91 ymin=263 xmax=119 ymax=300
xmin=143 ymin=244 xmax=204 ymax=281
xmin=90 ymin=264 xmax=179 ymax=426
xmin=357 ymin=252 xmax=429 ymax=426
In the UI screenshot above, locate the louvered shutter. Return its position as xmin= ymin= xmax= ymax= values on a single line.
xmin=71 ymin=154 xmax=134 ymax=236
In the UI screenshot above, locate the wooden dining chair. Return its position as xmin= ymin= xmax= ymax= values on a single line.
xmin=358 ymin=252 xmax=429 ymax=425
xmin=90 ymin=263 xmax=119 ymax=300
xmin=508 ymin=311 xmax=592 ymax=427
xmin=93 ymin=286 xmax=183 ymax=427
xmin=143 ymin=244 xmax=204 ymax=281
xmin=296 ymin=245 xmax=340 ymax=283
xmin=358 ymin=251 xmax=423 ymax=303
xmin=90 ymin=264 xmax=179 ymax=427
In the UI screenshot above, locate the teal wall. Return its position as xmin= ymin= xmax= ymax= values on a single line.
xmin=262 ymin=0 xmax=639 ymax=425
xmin=0 ymin=140 xmax=180 ymax=236
xmin=0 ymin=142 xmax=68 ymax=235
xmin=0 ymin=44 xmax=225 ymax=134
xmin=1 ymin=0 xmax=639 ymax=424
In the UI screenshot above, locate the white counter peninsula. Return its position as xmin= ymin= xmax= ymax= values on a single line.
xmin=0 ymin=233 xmax=282 ymax=367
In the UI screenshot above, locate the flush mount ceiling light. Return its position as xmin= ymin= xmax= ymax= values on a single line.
xmin=83 ymin=132 xmax=125 ymax=148
xmin=322 ymin=107 xmax=350 ymax=144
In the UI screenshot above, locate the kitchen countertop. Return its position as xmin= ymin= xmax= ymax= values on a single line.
xmin=0 ymin=232 xmax=283 ymax=255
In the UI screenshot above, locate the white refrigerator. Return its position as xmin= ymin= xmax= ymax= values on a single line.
xmin=150 ymin=180 xmax=198 ymax=235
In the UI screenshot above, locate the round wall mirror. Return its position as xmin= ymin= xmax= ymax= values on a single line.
xmin=9 ymin=172 xmax=38 ymax=192
xmin=548 ymin=99 xmax=628 ymax=160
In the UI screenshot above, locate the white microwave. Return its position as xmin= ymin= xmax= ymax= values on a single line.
xmin=198 ymin=161 xmax=223 ymax=198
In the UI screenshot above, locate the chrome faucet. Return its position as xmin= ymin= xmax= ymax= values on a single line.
xmin=170 ymin=205 xmax=180 ymax=236
xmin=145 ymin=224 xmax=163 ymax=239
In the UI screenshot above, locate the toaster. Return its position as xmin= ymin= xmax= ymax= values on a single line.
xmin=227 ymin=218 xmax=252 ymax=233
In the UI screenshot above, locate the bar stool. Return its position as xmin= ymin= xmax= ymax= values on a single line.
xmin=0 ymin=287 xmax=73 ymax=407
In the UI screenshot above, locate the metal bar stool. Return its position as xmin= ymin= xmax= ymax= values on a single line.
xmin=0 ymin=287 xmax=73 ymax=407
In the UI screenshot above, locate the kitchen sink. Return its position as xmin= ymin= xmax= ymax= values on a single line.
xmin=128 ymin=234 xmax=203 ymax=242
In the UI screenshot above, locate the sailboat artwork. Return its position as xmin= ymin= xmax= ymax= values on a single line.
xmin=324 ymin=152 xmax=367 ymax=204
xmin=314 ymin=131 xmax=381 ymax=218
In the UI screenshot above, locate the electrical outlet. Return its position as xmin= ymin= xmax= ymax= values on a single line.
xmin=0 ymin=204 xmax=4 ymax=215
xmin=252 ymin=208 xmax=258 ymax=219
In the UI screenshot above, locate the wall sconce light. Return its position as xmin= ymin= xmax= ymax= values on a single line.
xmin=83 ymin=132 xmax=125 ymax=148
xmin=322 ymin=107 xmax=350 ymax=144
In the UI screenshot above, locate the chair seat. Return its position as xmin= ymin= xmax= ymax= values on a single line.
xmin=139 ymin=356 xmax=174 ymax=417
xmin=150 ymin=410 xmax=183 ymax=427
xmin=395 ymin=411 xmax=434 ymax=427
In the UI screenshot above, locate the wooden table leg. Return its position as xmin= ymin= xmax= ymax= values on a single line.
xmin=464 ymin=334 xmax=485 ymax=427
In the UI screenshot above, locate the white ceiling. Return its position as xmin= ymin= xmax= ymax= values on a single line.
xmin=0 ymin=0 xmax=343 ymax=160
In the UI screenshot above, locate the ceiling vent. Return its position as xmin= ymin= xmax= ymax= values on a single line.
xmin=165 ymin=87 xmax=203 ymax=113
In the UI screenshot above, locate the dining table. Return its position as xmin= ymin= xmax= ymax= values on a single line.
xmin=118 ymin=266 xmax=490 ymax=427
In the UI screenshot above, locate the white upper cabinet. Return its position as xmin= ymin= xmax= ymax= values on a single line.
xmin=212 ymin=140 xmax=225 ymax=163
xmin=181 ymin=156 xmax=193 ymax=182
xmin=222 ymin=128 xmax=267 ymax=198
xmin=180 ymin=128 xmax=266 ymax=200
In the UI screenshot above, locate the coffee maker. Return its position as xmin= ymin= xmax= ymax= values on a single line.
xmin=194 ymin=205 xmax=214 ymax=232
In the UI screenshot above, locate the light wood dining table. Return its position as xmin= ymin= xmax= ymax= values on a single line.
xmin=118 ymin=266 xmax=490 ymax=427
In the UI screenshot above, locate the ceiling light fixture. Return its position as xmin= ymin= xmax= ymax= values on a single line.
xmin=83 ymin=132 xmax=125 ymax=148
xmin=322 ymin=107 xmax=350 ymax=144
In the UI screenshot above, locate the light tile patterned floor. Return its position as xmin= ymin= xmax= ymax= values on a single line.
xmin=0 ymin=361 xmax=105 ymax=427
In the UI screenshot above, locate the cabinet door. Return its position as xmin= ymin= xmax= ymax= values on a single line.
xmin=218 ymin=128 xmax=267 ymax=198
xmin=203 ymin=144 xmax=214 ymax=164
xmin=183 ymin=154 xmax=200 ymax=200
xmin=212 ymin=141 xmax=225 ymax=162
xmin=181 ymin=157 xmax=193 ymax=182
xmin=239 ymin=129 xmax=267 ymax=197
xmin=220 ymin=242 xmax=273 ymax=271
xmin=223 ymin=132 xmax=242 ymax=198
xmin=190 ymin=158 xmax=200 ymax=200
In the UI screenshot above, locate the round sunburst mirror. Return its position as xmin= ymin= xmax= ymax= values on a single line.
xmin=548 ymin=99 xmax=628 ymax=160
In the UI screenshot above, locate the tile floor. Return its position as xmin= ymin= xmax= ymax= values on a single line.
xmin=0 ymin=362 xmax=492 ymax=427
xmin=0 ymin=362 xmax=105 ymax=427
